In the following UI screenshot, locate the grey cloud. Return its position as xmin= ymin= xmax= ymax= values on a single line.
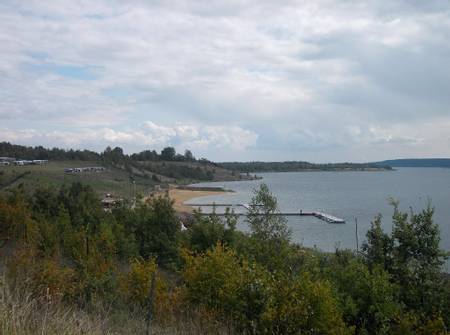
xmin=0 ymin=0 xmax=449 ymax=161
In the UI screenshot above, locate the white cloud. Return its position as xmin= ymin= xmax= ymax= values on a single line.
xmin=0 ymin=122 xmax=258 ymax=155
xmin=0 ymin=0 xmax=449 ymax=161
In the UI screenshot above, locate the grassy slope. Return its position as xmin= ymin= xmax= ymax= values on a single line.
xmin=0 ymin=282 xmax=230 ymax=335
xmin=0 ymin=160 xmax=250 ymax=199
xmin=0 ymin=161 xmax=156 ymax=198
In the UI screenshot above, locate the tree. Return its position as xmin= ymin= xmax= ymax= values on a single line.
xmin=182 ymin=244 xmax=350 ymax=335
xmin=390 ymin=202 xmax=449 ymax=316
xmin=246 ymin=183 xmax=290 ymax=241
xmin=263 ymin=272 xmax=350 ymax=335
xmin=362 ymin=201 xmax=449 ymax=321
xmin=182 ymin=244 xmax=272 ymax=334
xmin=0 ymin=191 xmax=38 ymax=245
xmin=184 ymin=149 xmax=195 ymax=161
xmin=362 ymin=214 xmax=393 ymax=271
xmin=244 ymin=184 xmax=292 ymax=271
xmin=185 ymin=210 xmax=237 ymax=253
xmin=160 ymin=147 xmax=176 ymax=161
xmin=326 ymin=257 xmax=400 ymax=334
xmin=57 ymin=182 xmax=103 ymax=231
xmin=131 ymin=149 xmax=159 ymax=161
xmin=119 ymin=257 xmax=167 ymax=310
xmin=135 ymin=196 xmax=180 ymax=266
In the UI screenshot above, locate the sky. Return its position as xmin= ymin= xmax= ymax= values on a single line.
xmin=1 ymin=0 xmax=450 ymax=162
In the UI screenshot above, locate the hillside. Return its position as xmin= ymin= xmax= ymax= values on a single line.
xmin=0 ymin=161 xmax=155 ymax=198
xmin=375 ymin=158 xmax=450 ymax=168
xmin=0 ymin=142 xmax=253 ymax=198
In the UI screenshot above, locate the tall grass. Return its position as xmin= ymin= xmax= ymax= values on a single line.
xmin=0 ymin=277 xmax=232 ymax=335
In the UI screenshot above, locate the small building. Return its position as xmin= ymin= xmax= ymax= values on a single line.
xmin=101 ymin=196 xmax=122 ymax=211
xmin=14 ymin=160 xmax=33 ymax=166
xmin=32 ymin=160 xmax=49 ymax=165
xmin=64 ymin=166 xmax=106 ymax=173
xmin=0 ymin=161 xmax=10 ymax=166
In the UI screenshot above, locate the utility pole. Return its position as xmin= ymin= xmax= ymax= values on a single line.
xmin=129 ymin=175 xmax=136 ymax=208
xmin=355 ymin=217 xmax=359 ymax=253
xmin=146 ymin=271 xmax=156 ymax=335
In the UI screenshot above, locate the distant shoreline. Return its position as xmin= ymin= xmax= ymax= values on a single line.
xmin=235 ymin=168 xmax=392 ymax=174
xmin=218 ymin=161 xmax=393 ymax=174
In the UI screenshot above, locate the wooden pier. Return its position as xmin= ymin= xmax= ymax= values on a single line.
xmin=188 ymin=203 xmax=345 ymax=224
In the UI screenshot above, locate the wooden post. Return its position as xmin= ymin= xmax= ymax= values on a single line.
xmin=146 ymin=271 xmax=156 ymax=335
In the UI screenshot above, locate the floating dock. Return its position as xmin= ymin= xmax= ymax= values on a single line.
xmin=310 ymin=212 xmax=345 ymax=224
xmin=188 ymin=203 xmax=345 ymax=224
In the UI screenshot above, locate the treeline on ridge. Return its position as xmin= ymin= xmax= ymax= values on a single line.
xmin=0 ymin=141 xmax=210 ymax=164
xmin=376 ymin=158 xmax=450 ymax=168
xmin=219 ymin=161 xmax=393 ymax=173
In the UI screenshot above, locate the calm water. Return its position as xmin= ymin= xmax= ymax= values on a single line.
xmin=189 ymin=168 xmax=450 ymax=271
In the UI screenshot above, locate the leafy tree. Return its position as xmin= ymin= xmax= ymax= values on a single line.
xmin=0 ymin=192 xmax=38 ymax=245
xmin=184 ymin=210 xmax=237 ymax=253
xmin=182 ymin=244 xmax=243 ymax=313
xmin=160 ymin=146 xmax=176 ymax=161
xmin=325 ymin=257 xmax=400 ymax=334
xmin=390 ymin=202 xmax=449 ymax=316
xmin=102 ymin=146 xmax=128 ymax=165
xmin=183 ymin=244 xmax=350 ymax=334
xmin=363 ymin=201 xmax=449 ymax=323
xmin=184 ymin=149 xmax=195 ymax=161
xmin=57 ymin=182 xmax=103 ymax=231
xmin=135 ymin=196 xmax=180 ymax=266
xmin=362 ymin=214 xmax=393 ymax=271
xmin=263 ymin=272 xmax=350 ymax=335
xmin=182 ymin=244 xmax=272 ymax=332
xmin=246 ymin=183 xmax=290 ymax=241
xmin=119 ymin=257 xmax=169 ymax=315
xmin=244 ymin=183 xmax=292 ymax=271
xmin=131 ymin=149 xmax=159 ymax=161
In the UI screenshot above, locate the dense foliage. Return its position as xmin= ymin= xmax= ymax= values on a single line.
xmin=1 ymin=182 xmax=449 ymax=334
xmin=140 ymin=162 xmax=215 ymax=181
xmin=0 ymin=141 xmax=100 ymax=161
xmin=0 ymin=141 xmax=201 ymax=163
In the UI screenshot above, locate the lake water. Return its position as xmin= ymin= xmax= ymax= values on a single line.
xmin=189 ymin=168 xmax=450 ymax=271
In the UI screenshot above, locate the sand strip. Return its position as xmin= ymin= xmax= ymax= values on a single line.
xmin=146 ymin=188 xmax=229 ymax=213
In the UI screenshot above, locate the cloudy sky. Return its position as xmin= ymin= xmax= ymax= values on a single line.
xmin=1 ymin=0 xmax=449 ymax=162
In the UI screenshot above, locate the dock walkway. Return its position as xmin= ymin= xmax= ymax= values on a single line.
xmin=188 ymin=203 xmax=345 ymax=224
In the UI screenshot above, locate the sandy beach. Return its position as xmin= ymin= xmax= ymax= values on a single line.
xmin=147 ymin=187 xmax=228 ymax=213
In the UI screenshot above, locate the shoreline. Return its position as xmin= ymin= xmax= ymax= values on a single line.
xmin=170 ymin=188 xmax=230 ymax=213
xmin=147 ymin=187 xmax=231 ymax=213
xmin=233 ymin=168 xmax=392 ymax=174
